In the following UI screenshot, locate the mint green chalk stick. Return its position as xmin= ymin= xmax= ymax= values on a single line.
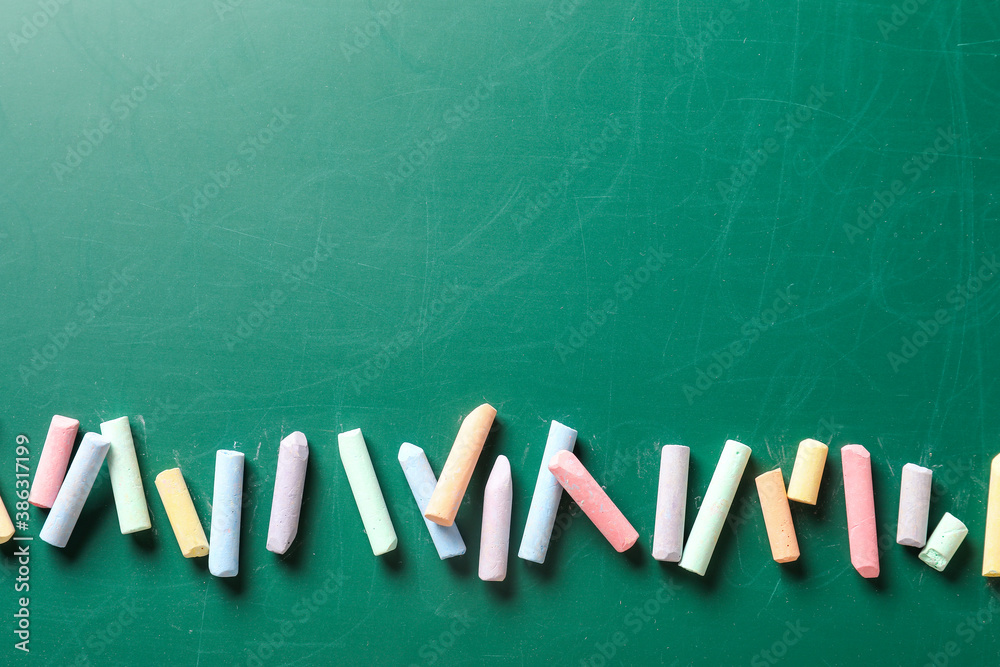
xmin=339 ymin=428 xmax=397 ymax=556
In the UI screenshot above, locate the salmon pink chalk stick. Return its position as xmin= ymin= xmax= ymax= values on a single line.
xmin=842 ymin=444 xmax=879 ymax=578
xmin=29 ymin=415 xmax=80 ymax=508
xmin=548 ymin=450 xmax=638 ymax=552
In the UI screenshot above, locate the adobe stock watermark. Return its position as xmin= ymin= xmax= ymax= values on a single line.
xmin=579 ymin=580 xmax=682 ymax=667
xmin=717 ymin=85 xmax=833 ymax=202
xmin=844 ymin=127 xmax=958 ymax=243
xmin=406 ymin=611 xmax=474 ymax=667
xmin=224 ymin=234 xmax=336 ymax=350
xmin=511 ymin=117 xmax=623 ymax=232
xmin=878 ymin=0 xmax=929 ymax=39
xmin=68 ymin=600 xmax=140 ymax=666
xmin=383 ymin=75 xmax=498 ymax=191
xmin=179 ymin=107 xmax=294 ymax=222
xmin=555 ymin=247 xmax=670 ymax=362
xmin=921 ymin=592 xmax=1000 ymax=666
xmin=682 ymin=287 xmax=797 ymax=404
xmin=887 ymin=253 xmax=998 ymax=372
xmin=349 ymin=278 xmax=469 ymax=394
xmin=51 ymin=66 xmax=167 ymax=181
xmin=18 ymin=266 xmax=137 ymax=384
xmin=340 ymin=0 xmax=405 ymax=62
xmin=749 ymin=620 xmax=809 ymax=666
xmin=671 ymin=0 xmax=750 ymax=70
xmin=7 ymin=0 xmax=72 ymax=54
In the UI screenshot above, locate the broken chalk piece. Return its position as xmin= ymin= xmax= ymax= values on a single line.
xmin=39 ymin=433 xmax=111 ymax=548
xmin=755 ymin=469 xmax=799 ymax=563
xmin=398 ymin=443 xmax=466 ymax=559
xmin=100 ymin=416 xmax=151 ymax=534
xmin=518 ymin=420 xmax=577 ymax=564
xmin=209 ymin=450 xmax=244 ymax=577
xmin=339 ymin=428 xmax=397 ymax=556
xmin=480 ymin=456 xmax=512 ymax=581
xmin=0 ymin=487 xmax=14 ymax=543
xmin=425 ymin=403 xmax=497 ymax=527
xmin=919 ymin=512 xmax=968 ymax=572
xmin=155 ymin=468 xmax=209 ymax=558
xmin=983 ymin=454 xmax=1000 ymax=577
xmin=897 ymin=463 xmax=933 ymax=548
xmin=266 ymin=431 xmax=309 ymax=555
xmin=29 ymin=415 xmax=80 ymax=508
xmin=842 ymin=444 xmax=879 ymax=578
xmin=679 ymin=439 xmax=751 ymax=576
xmin=786 ymin=438 xmax=828 ymax=505
xmin=652 ymin=444 xmax=689 ymax=562
xmin=548 ymin=450 xmax=638 ymax=552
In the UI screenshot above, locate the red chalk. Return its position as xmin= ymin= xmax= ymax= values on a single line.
xmin=842 ymin=444 xmax=879 ymax=578
xmin=29 ymin=415 xmax=80 ymax=508
xmin=548 ymin=450 xmax=638 ymax=552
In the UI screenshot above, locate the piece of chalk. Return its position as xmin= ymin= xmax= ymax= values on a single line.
xmin=154 ymin=468 xmax=209 ymax=558
xmin=755 ymin=469 xmax=799 ymax=563
xmin=679 ymin=439 xmax=751 ymax=576
xmin=842 ymin=444 xmax=879 ymax=578
xmin=786 ymin=438 xmax=828 ymax=505
xmin=652 ymin=445 xmax=689 ymax=562
xmin=39 ymin=433 xmax=111 ymax=548
xmin=548 ymin=450 xmax=638 ymax=552
xmin=425 ymin=403 xmax=497 ymax=527
xmin=266 ymin=431 xmax=309 ymax=555
xmin=398 ymin=443 xmax=466 ymax=559
xmin=209 ymin=450 xmax=244 ymax=577
xmin=0 ymin=488 xmax=14 ymax=543
xmin=919 ymin=512 xmax=968 ymax=572
xmin=480 ymin=456 xmax=512 ymax=581
xmin=29 ymin=415 xmax=80 ymax=508
xmin=518 ymin=420 xmax=577 ymax=564
xmin=100 ymin=416 xmax=151 ymax=534
xmin=897 ymin=463 xmax=933 ymax=547
xmin=339 ymin=428 xmax=397 ymax=556
xmin=985 ymin=454 xmax=1000 ymax=576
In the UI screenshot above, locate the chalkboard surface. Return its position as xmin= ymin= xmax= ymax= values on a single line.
xmin=2 ymin=0 xmax=999 ymax=665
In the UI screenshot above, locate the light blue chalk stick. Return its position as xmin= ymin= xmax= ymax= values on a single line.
xmin=209 ymin=450 xmax=244 ymax=577
xmin=39 ymin=432 xmax=111 ymax=548
xmin=518 ymin=420 xmax=578 ymax=564
xmin=398 ymin=443 xmax=466 ymax=559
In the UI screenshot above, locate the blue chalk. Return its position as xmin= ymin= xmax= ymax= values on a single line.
xmin=209 ymin=450 xmax=244 ymax=577
xmin=518 ymin=420 xmax=578 ymax=564
xmin=39 ymin=432 xmax=111 ymax=548
xmin=398 ymin=443 xmax=466 ymax=559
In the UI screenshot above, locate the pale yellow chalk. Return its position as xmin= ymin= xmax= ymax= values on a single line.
xmin=155 ymin=468 xmax=209 ymax=558
xmin=0 ymin=490 xmax=13 ymax=543
xmin=983 ymin=454 xmax=1000 ymax=576
xmin=786 ymin=438 xmax=828 ymax=505
xmin=425 ymin=403 xmax=497 ymax=527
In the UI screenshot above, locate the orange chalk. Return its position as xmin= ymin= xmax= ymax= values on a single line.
xmin=425 ymin=403 xmax=497 ymax=527
xmin=755 ymin=469 xmax=799 ymax=563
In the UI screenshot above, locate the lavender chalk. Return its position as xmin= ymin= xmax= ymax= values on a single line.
xmin=897 ymin=463 xmax=932 ymax=548
xmin=652 ymin=445 xmax=689 ymax=562
xmin=480 ymin=456 xmax=512 ymax=582
xmin=267 ymin=432 xmax=309 ymax=555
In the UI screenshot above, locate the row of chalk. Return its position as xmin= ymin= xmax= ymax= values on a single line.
xmin=1 ymin=405 xmax=991 ymax=580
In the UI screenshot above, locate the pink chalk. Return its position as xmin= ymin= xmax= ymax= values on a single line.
xmin=548 ymin=450 xmax=638 ymax=552
xmin=842 ymin=444 xmax=879 ymax=578
xmin=29 ymin=415 xmax=80 ymax=508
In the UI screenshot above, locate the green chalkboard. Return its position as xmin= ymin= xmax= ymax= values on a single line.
xmin=2 ymin=0 xmax=999 ymax=664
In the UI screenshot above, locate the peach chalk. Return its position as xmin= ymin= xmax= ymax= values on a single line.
xmin=755 ymin=469 xmax=799 ymax=563
xmin=479 ymin=456 xmax=512 ymax=581
xmin=425 ymin=403 xmax=497 ymax=527
xmin=29 ymin=415 xmax=80 ymax=508
xmin=0 ymin=488 xmax=13 ymax=543
xmin=548 ymin=450 xmax=638 ymax=552
xmin=786 ymin=438 xmax=827 ymax=505
xmin=984 ymin=454 xmax=1000 ymax=576
xmin=842 ymin=444 xmax=879 ymax=578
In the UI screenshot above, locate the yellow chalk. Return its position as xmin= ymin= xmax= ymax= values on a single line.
xmin=425 ymin=403 xmax=497 ymax=527
xmin=155 ymin=468 xmax=209 ymax=558
xmin=983 ymin=454 xmax=1000 ymax=576
xmin=786 ymin=438 xmax=828 ymax=505
xmin=0 ymin=488 xmax=13 ymax=543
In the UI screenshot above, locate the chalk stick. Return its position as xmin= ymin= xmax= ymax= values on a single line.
xmin=39 ymin=433 xmax=111 ymax=548
xmin=209 ymin=450 xmax=244 ymax=577
xmin=786 ymin=438 xmax=828 ymax=505
xmin=842 ymin=444 xmax=879 ymax=578
xmin=518 ymin=420 xmax=577 ymax=564
xmin=652 ymin=445 xmax=689 ymax=562
xmin=0 ymin=488 xmax=14 ymax=543
xmin=755 ymin=469 xmax=799 ymax=563
xmin=919 ymin=512 xmax=968 ymax=572
xmin=266 ymin=431 xmax=309 ymax=555
xmin=154 ymin=468 xmax=209 ymax=558
xmin=29 ymin=415 xmax=80 ymax=508
xmin=897 ymin=463 xmax=932 ymax=547
xmin=984 ymin=454 xmax=1000 ymax=576
xmin=480 ymin=456 xmax=512 ymax=581
xmin=398 ymin=443 xmax=466 ymax=559
xmin=425 ymin=403 xmax=497 ymax=527
xmin=100 ymin=416 xmax=151 ymax=534
xmin=548 ymin=450 xmax=638 ymax=552
xmin=679 ymin=440 xmax=751 ymax=576
xmin=339 ymin=428 xmax=397 ymax=556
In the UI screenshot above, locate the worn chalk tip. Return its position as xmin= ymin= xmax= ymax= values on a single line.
xmin=652 ymin=548 xmax=682 ymax=562
xmin=210 ymin=564 xmax=238 ymax=578
xmin=155 ymin=467 xmax=181 ymax=484
xmin=486 ymin=455 xmax=511 ymax=491
xmin=184 ymin=544 xmax=210 ymax=558
xmin=724 ymin=439 xmax=751 ymax=455
xmin=398 ymin=442 xmax=425 ymax=464
xmin=372 ymin=536 xmax=398 ymax=556
xmin=547 ymin=449 xmax=574 ymax=472
xmin=52 ymin=414 xmax=80 ymax=430
xmin=280 ymin=431 xmax=309 ymax=458
xmin=470 ymin=403 xmax=498 ymax=421
xmin=853 ymin=561 xmax=880 ymax=578
xmin=842 ymin=444 xmax=871 ymax=458
xmin=897 ymin=537 xmax=924 ymax=548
